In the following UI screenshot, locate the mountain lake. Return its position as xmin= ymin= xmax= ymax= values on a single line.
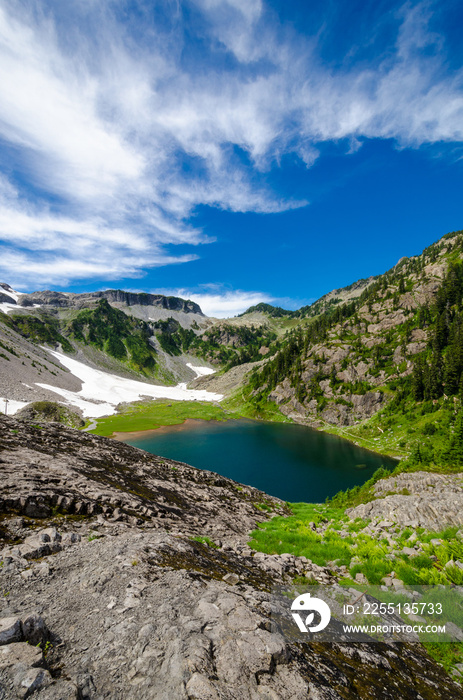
xmin=121 ymin=418 xmax=398 ymax=502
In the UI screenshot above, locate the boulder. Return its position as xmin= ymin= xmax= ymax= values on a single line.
xmin=0 ymin=618 xmax=22 ymax=645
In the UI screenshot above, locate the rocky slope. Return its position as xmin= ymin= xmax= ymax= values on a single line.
xmin=347 ymin=471 xmax=463 ymax=530
xmin=0 ymin=318 xmax=84 ymax=405
xmin=1 ymin=416 xmax=462 ymax=699
xmin=247 ymin=230 xmax=463 ymax=434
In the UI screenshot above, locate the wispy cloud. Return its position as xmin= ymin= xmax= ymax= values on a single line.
xmin=0 ymin=0 xmax=461 ymax=286
xmin=154 ymin=284 xmax=275 ymax=317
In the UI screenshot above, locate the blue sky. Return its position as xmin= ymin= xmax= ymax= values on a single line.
xmin=0 ymin=0 xmax=462 ymax=316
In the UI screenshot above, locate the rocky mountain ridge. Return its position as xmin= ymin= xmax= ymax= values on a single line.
xmin=2 ymin=227 xmax=463 ymax=461
xmin=2 ymin=287 xmax=204 ymax=316
xmin=245 ymin=230 xmax=463 ymax=448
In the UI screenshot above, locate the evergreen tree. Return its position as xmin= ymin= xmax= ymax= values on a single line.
xmin=412 ymin=356 xmax=425 ymax=401
xmin=444 ymin=410 xmax=463 ymax=466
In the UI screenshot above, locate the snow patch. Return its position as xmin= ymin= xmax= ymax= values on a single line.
xmin=0 ymin=302 xmax=17 ymax=315
xmin=0 ymin=287 xmax=41 ymax=314
xmin=186 ymin=363 xmax=215 ymax=377
xmin=36 ymin=350 xmax=223 ymax=418
xmin=0 ymin=286 xmax=20 ymax=302
xmin=33 ymin=385 xmax=115 ymax=418
xmin=0 ymin=397 xmax=28 ymax=415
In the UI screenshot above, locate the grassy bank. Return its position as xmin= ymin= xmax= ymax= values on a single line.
xmin=320 ymin=398 xmax=453 ymax=460
xmin=88 ymin=400 xmax=237 ymax=437
xmin=87 ymin=390 xmax=291 ymax=437
xmin=222 ymin=390 xmax=292 ymax=423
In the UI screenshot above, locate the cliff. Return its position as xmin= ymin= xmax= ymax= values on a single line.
xmin=17 ymin=289 xmax=203 ymax=315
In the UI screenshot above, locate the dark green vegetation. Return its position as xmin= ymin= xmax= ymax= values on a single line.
xmin=240 ymin=285 xmax=373 ymax=321
xmin=152 ymin=317 xmax=278 ymax=369
xmin=2 ymin=312 xmax=73 ymax=352
xmin=68 ymin=299 xmax=157 ymax=374
xmin=239 ymin=302 xmax=294 ymax=318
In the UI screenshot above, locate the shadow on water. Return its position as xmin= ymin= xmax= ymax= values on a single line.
xmin=123 ymin=418 xmax=398 ymax=502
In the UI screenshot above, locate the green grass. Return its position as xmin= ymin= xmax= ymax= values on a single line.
xmin=89 ymin=399 xmax=239 ymax=437
xmin=423 ymin=642 xmax=463 ymax=674
xmin=87 ymin=381 xmax=290 ymax=437
xmin=249 ymin=500 xmax=463 ymax=587
xmin=249 ymin=503 xmax=353 ymax=566
xmin=222 ymin=389 xmax=292 ymax=423
xmin=349 ymin=559 xmax=391 ymax=585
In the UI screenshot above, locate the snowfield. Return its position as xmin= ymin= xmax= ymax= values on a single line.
xmin=0 ymin=287 xmax=19 ymax=314
xmin=186 ymin=362 xmax=215 ymax=376
xmin=0 ymin=285 xmax=20 ymax=315
xmin=0 ymin=397 xmax=29 ymax=415
xmin=0 ymin=286 xmax=43 ymax=314
xmin=32 ymin=350 xmax=223 ymax=418
xmin=0 ymin=303 xmax=17 ymax=314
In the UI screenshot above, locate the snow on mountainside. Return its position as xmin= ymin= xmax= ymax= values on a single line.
xmin=0 ymin=348 xmax=221 ymax=419
xmin=0 ymin=284 xmax=221 ymax=418
xmin=35 ymin=350 xmax=222 ymax=418
xmin=0 ymin=282 xmax=21 ymax=313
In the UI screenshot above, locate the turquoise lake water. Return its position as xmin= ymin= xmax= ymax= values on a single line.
xmin=123 ymin=418 xmax=398 ymax=502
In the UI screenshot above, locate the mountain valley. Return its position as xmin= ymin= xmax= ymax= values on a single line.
xmin=2 ymin=229 xmax=463 ymax=697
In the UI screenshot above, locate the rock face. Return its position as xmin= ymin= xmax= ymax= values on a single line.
xmin=17 ymin=290 xmax=203 ymax=315
xmin=269 ymin=380 xmax=385 ymax=428
xmin=347 ymin=471 xmax=463 ymax=529
xmin=1 ymin=416 xmax=462 ymax=699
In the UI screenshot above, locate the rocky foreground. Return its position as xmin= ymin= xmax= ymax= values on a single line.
xmin=0 ymin=416 xmax=462 ymax=699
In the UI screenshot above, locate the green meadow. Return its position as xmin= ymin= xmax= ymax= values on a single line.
xmin=87 ymin=399 xmax=236 ymax=437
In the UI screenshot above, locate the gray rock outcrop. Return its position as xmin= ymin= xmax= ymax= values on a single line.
xmin=347 ymin=471 xmax=463 ymax=529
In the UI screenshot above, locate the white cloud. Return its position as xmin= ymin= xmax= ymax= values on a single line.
xmin=0 ymin=5 xmax=144 ymax=202
xmin=154 ymin=285 xmax=275 ymax=317
xmin=0 ymin=1 xmax=461 ymax=287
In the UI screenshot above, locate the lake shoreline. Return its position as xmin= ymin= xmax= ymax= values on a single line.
xmin=112 ymin=417 xmax=227 ymax=441
xmin=89 ymin=396 xmax=401 ymax=463
xmin=114 ymin=416 xmax=399 ymax=503
xmin=112 ymin=414 xmax=400 ymax=463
